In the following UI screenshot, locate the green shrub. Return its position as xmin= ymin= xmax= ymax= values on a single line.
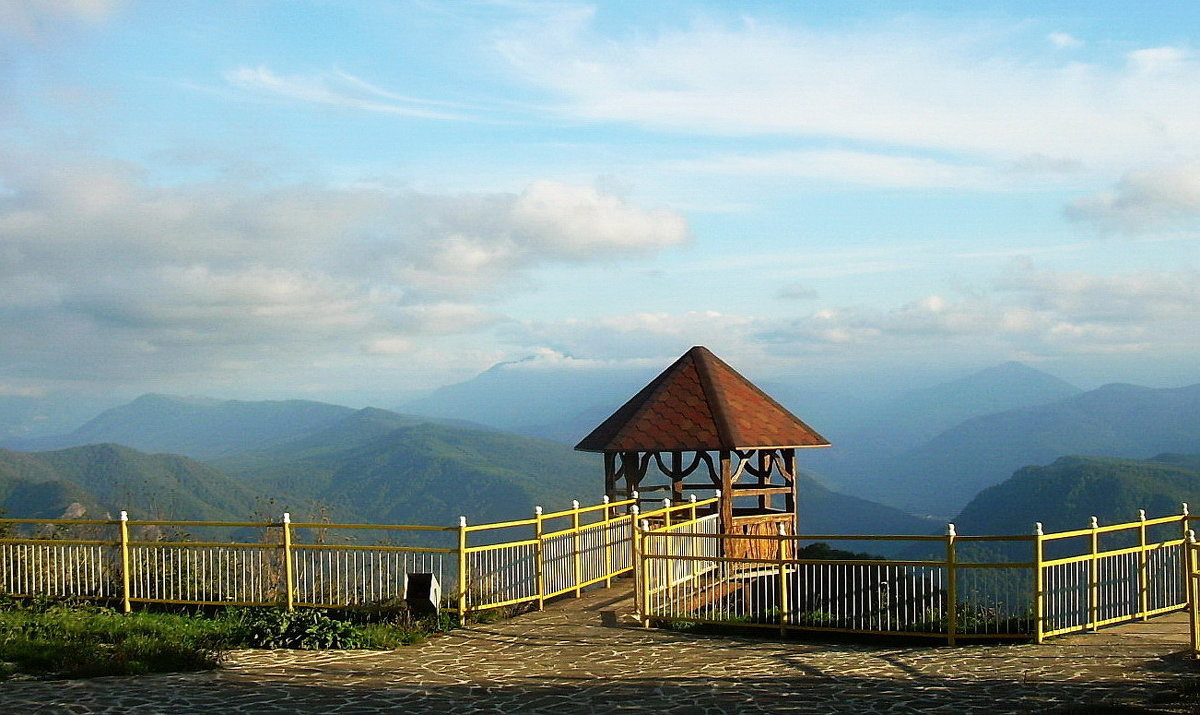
xmin=222 ymin=608 xmax=363 ymax=649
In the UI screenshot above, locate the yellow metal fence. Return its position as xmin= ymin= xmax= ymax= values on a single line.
xmin=4 ymin=496 xmax=1194 ymax=647
xmin=635 ymin=503 xmax=1194 ymax=645
xmin=1185 ymin=534 xmax=1200 ymax=656
xmin=0 ymin=496 xmax=636 ymax=616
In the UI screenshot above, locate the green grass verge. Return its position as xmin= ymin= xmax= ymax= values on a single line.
xmin=0 ymin=598 xmax=452 ymax=681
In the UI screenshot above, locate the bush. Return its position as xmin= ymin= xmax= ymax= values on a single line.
xmin=222 ymin=608 xmax=363 ymax=649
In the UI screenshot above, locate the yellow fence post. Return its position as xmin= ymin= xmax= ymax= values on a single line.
xmin=1033 ymin=522 xmax=1044 ymax=644
xmin=281 ymin=512 xmax=295 ymax=611
xmin=1138 ymin=509 xmax=1149 ymax=621
xmin=630 ymin=505 xmax=646 ymax=627
xmin=945 ymin=523 xmax=957 ymax=646
xmin=534 ymin=506 xmax=545 ymax=609
xmin=777 ymin=523 xmax=789 ymax=637
xmin=457 ymin=516 xmax=468 ymax=620
xmin=1184 ymin=504 xmax=1192 ymax=617
xmin=119 ymin=511 xmax=131 ymax=614
xmin=1188 ymin=531 xmax=1199 ymax=658
xmin=1089 ymin=516 xmax=1100 ymax=632
xmin=688 ymin=495 xmax=698 ymax=583
xmin=639 ymin=518 xmax=652 ymax=628
xmin=572 ymin=499 xmax=583 ymax=597
xmin=602 ymin=496 xmax=614 ymax=588
xmin=663 ymin=498 xmax=672 ymax=531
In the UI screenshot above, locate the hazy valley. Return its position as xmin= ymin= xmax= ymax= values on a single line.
xmin=3 ymin=360 xmax=1200 ymax=540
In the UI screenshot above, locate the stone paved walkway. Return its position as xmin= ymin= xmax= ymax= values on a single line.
xmin=4 ymin=584 xmax=1199 ymax=714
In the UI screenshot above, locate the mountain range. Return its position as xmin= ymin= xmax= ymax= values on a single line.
xmin=953 ymin=453 xmax=1200 ymax=536
xmin=5 ymin=358 xmax=1200 ymax=546
xmin=843 ymin=382 xmax=1200 ymax=517
xmin=0 ymin=443 xmax=257 ymax=520
xmin=0 ymin=395 xmax=933 ymax=539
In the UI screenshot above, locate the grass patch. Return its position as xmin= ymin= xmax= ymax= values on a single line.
xmin=0 ymin=600 xmax=232 ymax=679
xmin=0 ymin=597 xmax=455 ymax=681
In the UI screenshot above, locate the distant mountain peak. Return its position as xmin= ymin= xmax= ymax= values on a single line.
xmin=129 ymin=393 xmax=221 ymax=406
xmin=952 ymin=360 xmax=1078 ymax=390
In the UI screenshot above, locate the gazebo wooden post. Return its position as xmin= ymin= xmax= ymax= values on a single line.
xmin=757 ymin=450 xmax=771 ymax=512
xmin=621 ymin=450 xmax=642 ymax=507
xmin=783 ymin=449 xmax=797 ymax=524
xmin=670 ymin=451 xmax=684 ymax=502
xmin=719 ymin=449 xmax=733 ymax=534
xmin=603 ymin=452 xmax=618 ymax=503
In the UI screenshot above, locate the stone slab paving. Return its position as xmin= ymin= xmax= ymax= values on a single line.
xmin=4 ymin=584 xmax=1198 ymax=714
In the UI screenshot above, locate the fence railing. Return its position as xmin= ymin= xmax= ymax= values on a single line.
xmin=1188 ymin=536 xmax=1200 ymax=657
xmin=4 ymin=496 xmax=1195 ymax=646
xmin=635 ymin=504 xmax=1193 ymax=645
xmin=0 ymin=496 xmax=636 ymax=616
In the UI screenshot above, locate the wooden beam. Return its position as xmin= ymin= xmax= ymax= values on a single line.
xmin=729 ymin=486 xmax=791 ymax=497
xmin=719 ymin=450 xmax=733 ymax=539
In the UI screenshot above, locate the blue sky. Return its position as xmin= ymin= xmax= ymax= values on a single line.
xmin=3 ymin=0 xmax=1200 ymax=405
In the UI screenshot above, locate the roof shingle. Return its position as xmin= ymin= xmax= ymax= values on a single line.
xmin=575 ymin=346 xmax=831 ymax=452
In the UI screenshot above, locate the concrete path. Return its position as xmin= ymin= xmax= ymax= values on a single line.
xmin=4 ymin=585 xmax=1198 ymax=714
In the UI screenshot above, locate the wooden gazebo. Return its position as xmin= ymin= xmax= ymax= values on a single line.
xmin=575 ymin=346 xmax=830 ymax=557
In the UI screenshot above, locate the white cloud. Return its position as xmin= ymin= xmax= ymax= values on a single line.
xmin=1068 ymin=163 xmax=1200 ymax=231
xmin=497 ymin=347 xmax=662 ymax=371
xmin=505 ymin=310 xmax=766 ymax=363
xmin=0 ymin=0 xmax=119 ymax=39
xmin=765 ymin=265 xmax=1200 ymax=360
xmin=0 ymin=384 xmax=45 ymax=397
xmin=777 ymin=284 xmax=819 ymax=301
xmin=1047 ymin=32 xmax=1082 ymax=49
xmin=511 ymin=180 xmax=688 ymax=258
xmin=666 ymin=150 xmax=1010 ymax=190
xmin=0 ymin=154 xmax=686 ymax=385
xmin=496 ymin=14 xmax=1200 ymax=171
xmin=501 ymin=263 xmax=1200 ymax=382
xmin=1127 ymin=46 xmax=1192 ymax=73
xmin=224 ymin=66 xmax=477 ymax=121
xmin=364 ymin=337 xmax=413 ymax=356
xmin=1000 ymin=265 xmax=1200 ymax=323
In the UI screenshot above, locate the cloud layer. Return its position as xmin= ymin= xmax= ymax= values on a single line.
xmin=0 ymin=153 xmax=687 ymax=387
xmin=1069 ymin=163 xmax=1200 ymax=232
xmin=498 ymin=11 xmax=1200 ymax=188
xmin=505 ymin=263 xmax=1200 ymax=374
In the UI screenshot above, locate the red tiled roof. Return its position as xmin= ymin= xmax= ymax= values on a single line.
xmin=575 ymin=346 xmax=831 ymax=452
